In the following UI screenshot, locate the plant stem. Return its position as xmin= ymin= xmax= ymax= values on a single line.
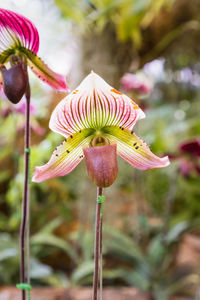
xmin=19 ymin=82 xmax=31 ymax=300
xmin=93 ymin=187 xmax=103 ymax=300
xmin=99 ymin=213 xmax=103 ymax=300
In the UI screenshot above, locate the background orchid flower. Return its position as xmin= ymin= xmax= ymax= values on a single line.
xmin=121 ymin=72 xmax=153 ymax=95
xmin=168 ymin=138 xmax=200 ymax=177
xmin=0 ymin=8 xmax=68 ymax=92
xmin=0 ymin=99 xmax=35 ymax=117
xmin=33 ymin=72 xmax=169 ymax=183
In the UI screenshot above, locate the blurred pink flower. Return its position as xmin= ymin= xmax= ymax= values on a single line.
xmin=121 ymin=73 xmax=153 ymax=95
xmin=179 ymin=139 xmax=200 ymax=158
xmin=31 ymin=123 xmax=45 ymax=135
xmin=179 ymin=158 xmax=194 ymax=177
xmin=0 ymin=100 xmax=36 ymax=117
xmin=17 ymin=122 xmax=45 ymax=136
xmin=0 ymin=106 xmax=12 ymax=118
xmin=169 ymin=138 xmax=200 ymax=177
xmin=15 ymin=101 xmax=35 ymax=115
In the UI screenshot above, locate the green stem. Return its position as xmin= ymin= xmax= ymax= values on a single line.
xmin=99 ymin=213 xmax=103 ymax=300
xmin=92 ymin=187 xmax=103 ymax=300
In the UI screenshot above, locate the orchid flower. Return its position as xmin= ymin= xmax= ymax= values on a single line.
xmin=0 ymin=8 xmax=68 ymax=92
xmin=33 ymin=72 xmax=169 ymax=183
xmin=121 ymin=72 xmax=153 ymax=95
xmin=169 ymin=138 xmax=200 ymax=177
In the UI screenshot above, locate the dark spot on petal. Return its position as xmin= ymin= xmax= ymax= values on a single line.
xmin=79 ymin=130 xmax=81 ymax=133
xmin=70 ymin=135 xmax=73 ymax=138
xmin=56 ymin=154 xmax=58 ymax=156
xmin=66 ymin=150 xmax=70 ymax=153
xmin=135 ymin=146 xmax=139 ymax=150
xmin=133 ymin=143 xmax=137 ymax=146
xmin=79 ymin=155 xmax=83 ymax=158
xmin=121 ymin=128 xmax=124 ymax=130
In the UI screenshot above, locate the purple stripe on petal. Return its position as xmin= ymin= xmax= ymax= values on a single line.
xmin=0 ymin=8 xmax=39 ymax=53
xmin=7 ymin=10 xmax=38 ymax=52
xmin=7 ymin=11 xmax=28 ymax=46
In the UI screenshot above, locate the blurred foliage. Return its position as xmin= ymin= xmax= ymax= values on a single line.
xmin=1 ymin=58 xmax=200 ymax=298
xmin=0 ymin=0 xmax=200 ymax=299
xmin=54 ymin=0 xmax=173 ymax=48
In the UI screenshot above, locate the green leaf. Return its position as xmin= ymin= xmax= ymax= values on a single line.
xmin=30 ymin=259 xmax=52 ymax=279
xmin=101 ymin=269 xmax=128 ymax=280
xmin=0 ymin=234 xmax=18 ymax=261
xmin=147 ymin=235 xmax=167 ymax=266
xmin=0 ymin=170 xmax=11 ymax=182
xmin=104 ymin=225 xmax=146 ymax=263
xmin=55 ymin=0 xmax=84 ymax=23
xmin=31 ymin=233 xmax=78 ymax=262
xmin=165 ymin=221 xmax=188 ymax=244
xmin=37 ymin=217 xmax=63 ymax=235
xmin=123 ymin=270 xmax=150 ymax=290
xmin=71 ymin=260 xmax=94 ymax=285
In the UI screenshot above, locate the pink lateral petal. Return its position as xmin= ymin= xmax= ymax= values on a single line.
xmin=21 ymin=48 xmax=69 ymax=91
xmin=49 ymin=71 xmax=145 ymax=138
xmin=103 ymin=126 xmax=170 ymax=170
xmin=32 ymin=153 xmax=82 ymax=183
xmin=32 ymin=129 xmax=93 ymax=182
xmin=0 ymin=8 xmax=39 ymax=53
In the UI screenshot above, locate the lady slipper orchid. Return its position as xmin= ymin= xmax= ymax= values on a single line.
xmin=0 ymin=8 xmax=68 ymax=95
xmin=33 ymin=72 xmax=169 ymax=184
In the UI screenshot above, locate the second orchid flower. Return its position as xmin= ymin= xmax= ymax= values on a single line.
xmin=0 ymin=8 xmax=69 ymax=98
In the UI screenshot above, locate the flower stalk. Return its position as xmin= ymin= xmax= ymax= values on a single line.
xmin=20 ymin=79 xmax=31 ymax=300
xmin=99 ymin=202 xmax=103 ymax=300
xmin=93 ymin=187 xmax=103 ymax=300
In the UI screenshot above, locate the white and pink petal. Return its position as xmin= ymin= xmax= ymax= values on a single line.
xmin=103 ymin=126 xmax=170 ymax=170
xmin=49 ymin=72 xmax=145 ymax=138
xmin=32 ymin=129 xmax=94 ymax=182
xmin=0 ymin=8 xmax=39 ymax=55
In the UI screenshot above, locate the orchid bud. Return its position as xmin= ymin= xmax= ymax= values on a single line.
xmin=83 ymin=143 xmax=118 ymax=188
xmin=0 ymin=62 xmax=28 ymax=104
